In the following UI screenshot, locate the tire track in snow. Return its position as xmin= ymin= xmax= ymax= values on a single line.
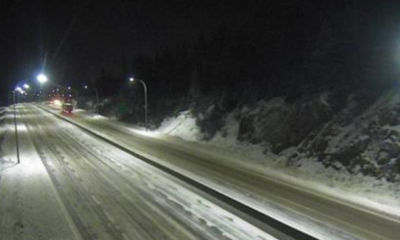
xmin=23 ymin=104 xmax=281 ymax=240
xmin=23 ymin=110 xmax=127 ymax=240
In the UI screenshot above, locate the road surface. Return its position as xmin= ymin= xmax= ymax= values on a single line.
xmin=39 ymin=103 xmax=400 ymax=240
xmin=0 ymin=104 xmax=283 ymax=240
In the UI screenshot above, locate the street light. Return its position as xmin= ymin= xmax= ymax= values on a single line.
xmin=129 ymin=77 xmax=148 ymax=130
xmin=37 ymin=73 xmax=47 ymax=101
xmin=11 ymin=80 xmax=29 ymax=165
xmin=15 ymin=87 xmax=23 ymax=93
xmin=37 ymin=73 xmax=48 ymax=84
xmin=36 ymin=75 xmax=78 ymax=102
xmin=83 ymin=85 xmax=99 ymax=113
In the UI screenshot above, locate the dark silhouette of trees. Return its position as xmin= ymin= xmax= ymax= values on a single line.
xmin=95 ymin=0 xmax=400 ymax=123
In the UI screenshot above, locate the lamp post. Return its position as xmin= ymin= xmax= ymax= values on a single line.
xmin=129 ymin=77 xmax=148 ymax=130
xmin=84 ymin=85 xmax=99 ymax=113
xmin=12 ymin=83 xmax=29 ymax=165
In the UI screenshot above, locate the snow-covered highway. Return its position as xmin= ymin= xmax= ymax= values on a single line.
xmin=39 ymin=103 xmax=400 ymax=240
xmin=1 ymin=103 xmax=400 ymax=240
xmin=0 ymin=104 xmax=283 ymax=240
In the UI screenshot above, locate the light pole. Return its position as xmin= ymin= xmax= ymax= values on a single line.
xmin=84 ymin=85 xmax=99 ymax=113
xmin=129 ymin=77 xmax=148 ymax=130
xmin=12 ymin=83 xmax=29 ymax=165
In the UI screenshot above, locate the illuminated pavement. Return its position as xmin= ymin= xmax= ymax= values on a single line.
xmin=0 ymin=104 xmax=282 ymax=240
xmin=37 ymin=103 xmax=400 ymax=240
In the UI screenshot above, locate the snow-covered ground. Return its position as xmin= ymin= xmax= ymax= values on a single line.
xmin=0 ymin=105 xmax=284 ymax=240
xmin=155 ymin=93 xmax=400 ymax=219
xmin=40 ymin=101 xmax=400 ymax=239
xmin=0 ymin=106 xmax=81 ymax=240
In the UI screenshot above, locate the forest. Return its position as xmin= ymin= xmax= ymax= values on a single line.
xmin=92 ymin=1 xmax=400 ymax=126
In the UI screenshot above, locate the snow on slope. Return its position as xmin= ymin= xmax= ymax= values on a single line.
xmin=156 ymin=91 xmax=400 ymax=218
xmin=158 ymin=110 xmax=202 ymax=142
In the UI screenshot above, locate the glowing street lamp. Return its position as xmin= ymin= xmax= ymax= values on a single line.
xmin=12 ymin=81 xmax=28 ymax=165
xmin=23 ymin=84 xmax=30 ymax=89
xmin=37 ymin=73 xmax=48 ymax=84
xmin=129 ymin=77 xmax=148 ymax=130
xmin=15 ymin=87 xmax=23 ymax=93
xmin=83 ymin=85 xmax=99 ymax=113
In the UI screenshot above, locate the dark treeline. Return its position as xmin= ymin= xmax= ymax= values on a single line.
xmin=96 ymin=1 xmax=400 ymax=116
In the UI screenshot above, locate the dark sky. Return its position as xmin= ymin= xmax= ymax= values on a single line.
xmin=0 ymin=0 xmax=268 ymax=102
xmin=1 ymin=0 xmax=391 ymax=104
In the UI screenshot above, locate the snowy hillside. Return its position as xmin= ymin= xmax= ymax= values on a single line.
xmin=157 ymin=89 xmax=400 ymax=215
xmin=159 ymin=90 xmax=400 ymax=180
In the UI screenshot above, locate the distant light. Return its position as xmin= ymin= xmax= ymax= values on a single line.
xmin=37 ymin=74 xmax=48 ymax=84
xmin=23 ymin=84 xmax=30 ymax=89
xmin=57 ymin=88 xmax=59 ymax=91
xmin=53 ymin=99 xmax=62 ymax=106
xmin=68 ymin=86 xmax=71 ymax=90
xmin=130 ymin=128 xmax=159 ymax=137
xmin=84 ymin=85 xmax=88 ymax=89
xmin=52 ymin=89 xmax=55 ymax=93
xmin=129 ymin=77 xmax=134 ymax=82
xmin=15 ymin=87 xmax=25 ymax=94
xmin=69 ymin=94 xmax=72 ymax=97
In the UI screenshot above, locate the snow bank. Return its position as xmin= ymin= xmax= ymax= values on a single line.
xmin=158 ymin=111 xmax=202 ymax=141
xmin=155 ymin=90 xmax=400 ymax=218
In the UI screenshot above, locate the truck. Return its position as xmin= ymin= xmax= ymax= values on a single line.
xmin=61 ymin=102 xmax=73 ymax=114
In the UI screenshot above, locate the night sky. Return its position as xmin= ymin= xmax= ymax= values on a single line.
xmin=1 ymin=0 xmax=399 ymax=105
xmin=0 ymin=0 xmax=338 ymax=103
xmin=0 ymin=1 xmax=254 ymax=100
